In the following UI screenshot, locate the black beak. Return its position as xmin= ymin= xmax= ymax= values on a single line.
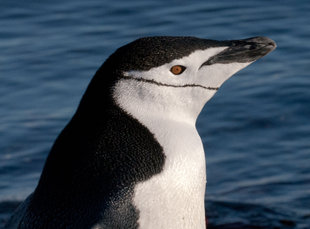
xmin=200 ymin=37 xmax=276 ymax=67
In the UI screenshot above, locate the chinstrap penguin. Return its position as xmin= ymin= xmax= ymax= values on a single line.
xmin=5 ymin=36 xmax=276 ymax=229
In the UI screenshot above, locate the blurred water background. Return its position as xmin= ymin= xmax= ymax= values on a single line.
xmin=0 ymin=0 xmax=309 ymax=228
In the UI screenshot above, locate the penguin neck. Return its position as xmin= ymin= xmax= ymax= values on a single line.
xmin=112 ymin=78 xmax=211 ymax=168
xmin=113 ymin=79 xmax=208 ymax=228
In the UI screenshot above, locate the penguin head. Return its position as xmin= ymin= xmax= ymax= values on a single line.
xmin=99 ymin=36 xmax=276 ymax=123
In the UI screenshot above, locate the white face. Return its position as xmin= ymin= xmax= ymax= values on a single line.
xmin=113 ymin=47 xmax=251 ymax=124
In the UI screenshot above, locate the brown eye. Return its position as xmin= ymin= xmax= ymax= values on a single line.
xmin=170 ymin=65 xmax=186 ymax=75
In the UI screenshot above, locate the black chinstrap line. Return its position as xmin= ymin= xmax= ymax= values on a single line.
xmin=121 ymin=75 xmax=219 ymax=91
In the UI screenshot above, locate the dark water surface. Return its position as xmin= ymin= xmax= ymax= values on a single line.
xmin=0 ymin=0 xmax=309 ymax=228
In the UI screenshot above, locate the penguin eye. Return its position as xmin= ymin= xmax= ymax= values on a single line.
xmin=170 ymin=65 xmax=186 ymax=75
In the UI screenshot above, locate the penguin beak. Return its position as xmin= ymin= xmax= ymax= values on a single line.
xmin=200 ymin=37 xmax=276 ymax=67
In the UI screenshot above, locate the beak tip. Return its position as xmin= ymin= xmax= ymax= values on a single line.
xmin=246 ymin=36 xmax=277 ymax=50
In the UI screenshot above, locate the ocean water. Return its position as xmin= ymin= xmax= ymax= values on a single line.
xmin=0 ymin=0 xmax=309 ymax=228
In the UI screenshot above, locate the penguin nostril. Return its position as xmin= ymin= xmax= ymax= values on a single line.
xmin=251 ymin=44 xmax=258 ymax=49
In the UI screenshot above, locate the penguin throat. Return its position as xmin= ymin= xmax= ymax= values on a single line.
xmin=113 ymin=80 xmax=216 ymax=125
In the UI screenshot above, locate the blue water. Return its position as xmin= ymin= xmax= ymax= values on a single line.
xmin=0 ymin=0 xmax=309 ymax=228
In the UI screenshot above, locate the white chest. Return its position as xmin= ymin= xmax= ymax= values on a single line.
xmin=132 ymin=118 xmax=206 ymax=229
